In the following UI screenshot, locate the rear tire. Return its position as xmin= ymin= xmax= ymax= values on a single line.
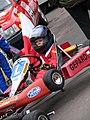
xmin=22 ymin=109 xmax=50 ymax=120
xmin=43 ymin=69 xmax=64 ymax=92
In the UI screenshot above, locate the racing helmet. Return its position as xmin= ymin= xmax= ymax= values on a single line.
xmin=30 ymin=25 xmax=54 ymax=54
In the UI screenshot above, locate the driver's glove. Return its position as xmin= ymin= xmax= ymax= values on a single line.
xmin=40 ymin=63 xmax=54 ymax=70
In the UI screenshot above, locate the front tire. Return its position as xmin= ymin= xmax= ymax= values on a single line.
xmin=22 ymin=109 xmax=50 ymax=120
xmin=43 ymin=69 xmax=64 ymax=92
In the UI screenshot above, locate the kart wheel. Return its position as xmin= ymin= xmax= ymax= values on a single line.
xmin=43 ymin=69 xmax=64 ymax=91
xmin=38 ymin=7 xmax=48 ymax=26
xmin=22 ymin=109 xmax=50 ymax=120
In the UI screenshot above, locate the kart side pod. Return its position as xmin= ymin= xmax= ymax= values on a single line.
xmin=0 ymin=69 xmax=64 ymax=116
xmin=61 ymin=46 xmax=90 ymax=79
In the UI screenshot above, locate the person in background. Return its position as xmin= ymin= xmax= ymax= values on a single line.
xmin=0 ymin=34 xmax=12 ymax=92
xmin=27 ymin=25 xmax=60 ymax=81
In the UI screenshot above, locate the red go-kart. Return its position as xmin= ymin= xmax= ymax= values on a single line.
xmin=0 ymin=40 xmax=90 ymax=120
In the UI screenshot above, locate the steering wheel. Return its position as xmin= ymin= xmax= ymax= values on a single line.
xmin=20 ymin=54 xmax=42 ymax=69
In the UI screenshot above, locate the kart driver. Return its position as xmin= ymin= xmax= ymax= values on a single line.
xmin=0 ymin=34 xmax=12 ymax=92
xmin=29 ymin=25 xmax=58 ymax=81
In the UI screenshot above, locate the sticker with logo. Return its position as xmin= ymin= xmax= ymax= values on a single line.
xmin=69 ymin=53 xmax=89 ymax=70
xmin=27 ymin=86 xmax=41 ymax=98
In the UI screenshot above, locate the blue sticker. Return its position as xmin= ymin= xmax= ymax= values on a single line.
xmin=11 ymin=60 xmax=26 ymax=78
xmin=27 ymin=86 xmax=41 ymax=98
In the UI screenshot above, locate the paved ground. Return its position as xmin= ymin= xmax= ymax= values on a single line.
xmin=46 ymin=7 xmax=88 ymax=45
xmin=46 ymin=8 xmax=90 ymax=120
xmin=30 ymin=8 xmax=90 ymax=120
xmin=21 ymin=7 xmax=90 ymax=120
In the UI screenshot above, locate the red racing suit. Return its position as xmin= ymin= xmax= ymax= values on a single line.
xmin=34 ymin=44 xmax=57 ymax=81
xmin=19 ymin=41 xmax=57 ymax=81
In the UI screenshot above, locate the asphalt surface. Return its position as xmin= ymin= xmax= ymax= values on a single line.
xmin=28 ymin=8 xmax=90 ymax=120
xmin=47 ymin=7 xmax=88 ymax=44
xmin=47 ymin=8 xmax=90 ymax=120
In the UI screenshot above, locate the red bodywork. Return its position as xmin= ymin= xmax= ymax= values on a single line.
xmin=61 ymin=46 xmax=90 ymax=79
xmin=0 ymin=43 xmax=90 ymax=116
xmin=0 ymin=6 xmax=20 ymax=30
xmin=0 ymin=0 xmax=39 ymax=31
xmin=0 ymin=79 xmax=50 ymax=115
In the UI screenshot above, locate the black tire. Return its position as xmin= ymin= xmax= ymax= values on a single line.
xmin=43 ymin=69 xmax=64 ymax=92
xmin=38 ymin=7 xmax=48 ymax=26
xmin=22 ymin=109 xmax=50 ymax=120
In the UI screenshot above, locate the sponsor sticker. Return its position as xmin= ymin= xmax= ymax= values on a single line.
xmin=69 ymin=53 xmax=89 ymax=70
xmin=27 ymin=86 xmax=41 ymax=98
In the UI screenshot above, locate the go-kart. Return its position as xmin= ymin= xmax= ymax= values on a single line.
xmin=0 ymin=40 xmax=90 ymax=120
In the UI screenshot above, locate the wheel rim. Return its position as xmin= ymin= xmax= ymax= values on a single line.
xmin=38 ymin=115 xmax=49 ymax=120
xmin=52 ymin=72 xmax=63 ymax=85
